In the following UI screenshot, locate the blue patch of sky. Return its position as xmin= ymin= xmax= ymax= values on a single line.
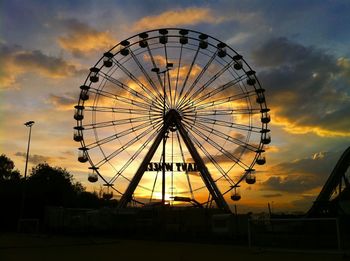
xmin=252 ymin=0 xmax=350 ymax=56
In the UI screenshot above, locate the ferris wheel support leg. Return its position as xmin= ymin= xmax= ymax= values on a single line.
xmin=118 ymin=127 xmax=166 ymax=208
xmin=118 ymin=109 xmax=231 ymax=213
xmin=174 ymin=115 xmax=231 ymax=213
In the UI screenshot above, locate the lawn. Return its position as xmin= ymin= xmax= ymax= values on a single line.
xmin=0 ymin=233 xmax=347 ymax=261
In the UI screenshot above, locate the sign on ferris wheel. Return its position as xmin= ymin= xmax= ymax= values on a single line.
xmin=147 ymin=162 xmax=200 ymax=172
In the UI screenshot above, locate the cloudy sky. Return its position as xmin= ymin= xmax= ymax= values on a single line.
xmin=1 ymin=0 xmax=349 ymax=213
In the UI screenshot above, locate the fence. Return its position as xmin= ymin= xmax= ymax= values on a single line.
xmin=247 ymin=217 xmax=348 ymax=251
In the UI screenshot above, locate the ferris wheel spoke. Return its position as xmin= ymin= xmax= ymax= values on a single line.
xmin=180 ymin=74 xmax=249 ymax=111
xmin=84 ymin=106 xmax=162 ymax=115
xmin=111 ymin=57 xmax=164 ymax=107
xmin=190 ymin=121 xmax=260 ymax=152
xmin=175 ymin=130 xmax=194 ymax=199
xmin=99 ymin=71 xmax=150 ymax=103
xmin=176 ymin=46 xmax=200 ymax=106
xmin=184 ymin=108 xmax=259 ymax=117
xmin=84 ymin=120 xmax=161 ymax=149
xmin=109 ymin=127 xmax=166 ymax=194
xmin=84 ymin=115 xmax=161 ymax=129
xmin=146 ymin=45 xmax=172 ymax=106
xmin=94 ymin=121 xmax=162 ymax=168
xmin=108 ymin=185 xmax=125 ymax=196
xmin=129 ymin=49 xmax=165 ymax=106
xmin=176 ymin=51 xmax=217 ymax=109
xmin=189 ymin=116 xmax=261 ymax=133
xmin=87 ymin=119 xmax=162 ymax=154
xmin=93 ymin=168 xmax=119 ymax=191
xmin=183 ymin=121 xmax=250 ymax=170
xmin=177 ymin=58 xmax=235 ymax=110
xmin=109 ymin=125 xmax=163 ymax=184
xmin=100 ymin=71 xmax=163 ymax=111
xmin=184 ymin=128 xmax=235 ymax=185
xmin=89 ymin=87 xmax=155 ymax=111
xmin=89 ymin=87 xmax=116 ymax=99
xmin=173 ymin=45 xmax=183 ymax=109
xmin=187 ymin=90 xmax=257 ymax=112
xmin=163 ymin=44 xmax=174 ymax=108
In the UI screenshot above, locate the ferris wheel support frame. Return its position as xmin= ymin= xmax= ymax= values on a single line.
xmin=118 ymin=109 xmax=231 ymax=212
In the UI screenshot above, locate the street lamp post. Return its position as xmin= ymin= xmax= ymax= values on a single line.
xmin=18 ymin=121 xmax=35 ymax=230
xmin=152 ymin=63 xmax=173 ymax=204
xmin=24 ymin=121 xmax=35 ymax=179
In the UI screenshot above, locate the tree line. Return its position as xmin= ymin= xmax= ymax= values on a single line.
xmin=0 ymin=154 xmax=116 ymax=231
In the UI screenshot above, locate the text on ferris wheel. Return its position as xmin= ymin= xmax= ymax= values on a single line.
xmin=147 ymin=162 xmax=200 ymax=172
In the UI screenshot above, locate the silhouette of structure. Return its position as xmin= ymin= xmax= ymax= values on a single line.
xmin=307 ymin=146 xmax=350 ymax=217
xmin=73 ymin=28 xmax=271 ymax=212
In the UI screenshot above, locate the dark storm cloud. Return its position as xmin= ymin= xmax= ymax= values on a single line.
xmin=199 ymin=142 xmax=257 ymax=165
xmin=15 ymin=152 xmax=52 ymax=165
xmin=261 ymin=150 xmax=342 ymax=193
xmin=252 ymin=37 xmax=350 ymax=135
xmin=262 ymin=175 xmax=318 ymax=193
xmin=60 ymin=18 xmax=95 ymax=33
xmin=48 ymin=93 xmax=78 ymax=110
xmin=15 ymin=152 xmax=66 ymax=165
xmin=253 ymin=37 xmax=333 ymax=68
xmin=290 ymin=195 xmax=318 ymax=210
xmin=49 ymin=94 xmax=76 ymax=106
xmin=262 ymin=193 xmax=283 ymax=198
xmin=14 ymin=50 xmax=80 ymax=76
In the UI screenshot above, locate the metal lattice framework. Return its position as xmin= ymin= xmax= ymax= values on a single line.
xmin=74 ymin=28 xmax=271 ymax=211
xmin=307 ymin=146 xmax=350 ymax=217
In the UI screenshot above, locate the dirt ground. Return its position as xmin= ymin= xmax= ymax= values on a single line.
xmin=0 ymin=233 xmax=348 ymax=261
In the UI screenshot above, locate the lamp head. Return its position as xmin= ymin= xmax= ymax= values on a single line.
xmin=24 ymin=121 xmax=35 ymax=127
xmin=151 ymin=67 xmax=160 ymax=73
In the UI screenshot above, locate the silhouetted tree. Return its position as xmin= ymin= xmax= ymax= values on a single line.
xmin=0 ymin=154 xmax=20 ymax=181
xmin=76 ymin=191 xmax=101 ymax=208
xmin=0 ymin=154 xmax=21 ymax=230
xmin=24 ymin=164 xmax=84 ymax=218
xmin=25 ymin=164 xmax=106 ymax=218
xmin=0 ymin=157 xmax=108 ymax=231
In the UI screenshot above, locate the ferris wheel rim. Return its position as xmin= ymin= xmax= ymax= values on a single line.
xmin=74 ymin=27 xmax=270 ymax=206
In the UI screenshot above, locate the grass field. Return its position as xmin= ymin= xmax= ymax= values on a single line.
xmin=0 ymin=233 xmax=347 ymax=261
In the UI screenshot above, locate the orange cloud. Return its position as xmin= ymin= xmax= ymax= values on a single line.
xmin=0 ymin=44 xmax=82 ymax=88
xmin=271 ymin=110 xmax=350 ymax=137
xmin=57 ymin=19 xmax=116 ymax=57
xmin=132 ymin=7 xmax=228 ymax=31
xmin=58 ymin=32 xmax=115 ymax=57
xmin=0 ymin=62 xmax=17 ymax=87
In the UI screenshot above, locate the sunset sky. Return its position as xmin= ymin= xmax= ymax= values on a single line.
xmin=1 ymin=0 xmax=350 ymax=213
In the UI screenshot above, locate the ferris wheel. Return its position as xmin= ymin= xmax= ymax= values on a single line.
xmin=73 ymin=28 xmax=270 ymax=212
